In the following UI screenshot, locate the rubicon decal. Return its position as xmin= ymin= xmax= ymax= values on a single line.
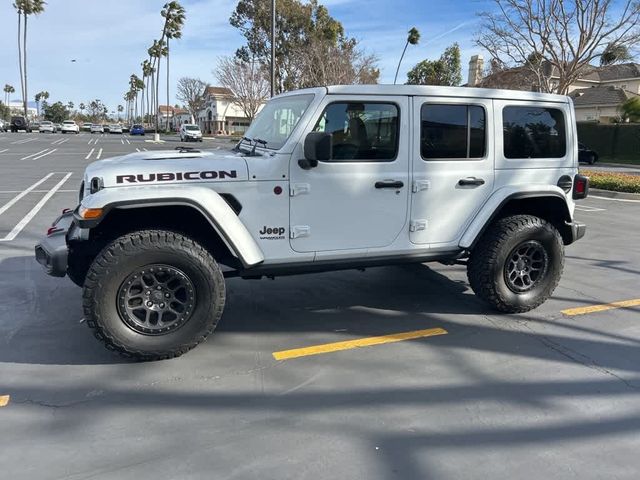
xmin=259 ymin=226 xmax=286 ymax=240
xmin=116 ymin=170 xmax=238 ymax=183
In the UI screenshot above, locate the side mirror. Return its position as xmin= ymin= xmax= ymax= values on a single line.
xmin=304 ymin=131 xmax=332 ymax=162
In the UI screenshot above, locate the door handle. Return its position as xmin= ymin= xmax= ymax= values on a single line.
xmin=458 ymin=177 xmax=485 ymax=186
xmin=375 ymin=180 xmax=404 ymax=189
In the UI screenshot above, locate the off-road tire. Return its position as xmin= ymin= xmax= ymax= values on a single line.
xmin=468 ymin=215 xmax=564 ymax=313
xmin=83 ymin=230 xmax=225 ymax=360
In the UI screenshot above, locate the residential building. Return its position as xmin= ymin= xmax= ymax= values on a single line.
xmin=158 ymin=105 xmax=192 ymax=131
xmin=197 ymin=86 xmax=256 ymax=135
xmin=468 ymin=58 xmax=640 ymax=123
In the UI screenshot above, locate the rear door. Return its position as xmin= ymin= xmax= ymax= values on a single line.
xmin=410 ymin=96 xmax=494 ymax=245
xmin=289 ymin=95 xmax=410 ymax=253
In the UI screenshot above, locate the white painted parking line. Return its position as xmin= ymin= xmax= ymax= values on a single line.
xmin=85 ymin=148 xmax=95 ymax=160
xmin=125 ymin=138 xmax=131 ymax=144
xmin=51 ymin=138 xmax=69 ymax=145
xmin=11 ymin=137 xmax=37 ymax=145
xmin=135 ymin=148 xmax=140 ymax=152
xmin=0 ymin=173 xmax=55 ymax=217
xmin=87 ymin=138 xmax=93 ymax=145
xmin=121 ymin=138 xmax=124 ymax=144
xmin=0 ymin=148 xmax=8 ymax=153
xmin=20 ymin=149 xmax=50 ymax=161
xmin=32 ymin=148 xmax=57 ymax=160
xmin=143 ymin=148 xmax=148 ymax=151
xmin=575 ymin=205 xmax=606 ymax=212
xmin=96 ymin=148 xmax=103 ymax=159
xmin=588 ymin=195 xmax=640 ymax=203
xmin=0 ymin=173 xmax=73 ymax=242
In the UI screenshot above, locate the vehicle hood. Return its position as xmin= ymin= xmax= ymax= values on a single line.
xmin=84 ymin=149 xmax=249 ymax=188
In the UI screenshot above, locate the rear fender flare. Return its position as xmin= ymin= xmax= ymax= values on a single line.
xmin=460 ymin=185 xmax=570 ymax=249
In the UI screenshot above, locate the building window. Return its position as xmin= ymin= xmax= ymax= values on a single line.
xmin=420 ymin=104 xmax=486 ymax=160
xmin=313 ymin=102 xmax=399 ymax=161
xmin=503 ymin=106 xmax=566 ymax=158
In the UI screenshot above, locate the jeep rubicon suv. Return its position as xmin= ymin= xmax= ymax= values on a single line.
xmin=35 ymin=85 xmax=588 ymax=360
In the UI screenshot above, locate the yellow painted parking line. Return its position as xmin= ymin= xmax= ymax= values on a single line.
xmin=0 ymin=395 xmax=10 ymax=407
xmin=273 ymin=327 xmax=448 ymax=361
xmin=562 ymin=299 xmax=640 ymax=316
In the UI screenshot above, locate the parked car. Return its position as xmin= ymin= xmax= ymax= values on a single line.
xmin=81 ymin=123 xmax=92 ymax=132
xmin=10 ymin=116 xmax=31 ymax=132
xmin=39 ymin=121 xmax=55 ymax=133
xmin=31 ymin=121 xmax=41 ymax=130
xmin=130 ymin=124 xmax=145 ymax=135
xmin=180 ymin=123 xmax=203 ymax=142
xmin=53 ymin=123 xmax=62 ymax=132
xmin=103 ymin=124 xmax=110 ymax=133
xmin=91 ymin=124 xmax=104 ymax=134
xmin=109 ymin=124 xmax=123 ymax=134
xmin=0 ymin=119 xmax=7 ymax=132
xmin=61 ymin=120 xmax=80 ymax=134
xmin=578 ymin=143 xmax=598 ymax=165
xmin=35 ymin=85 xmax=589 ymax=360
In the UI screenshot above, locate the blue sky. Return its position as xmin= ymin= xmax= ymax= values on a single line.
xmin=0 ymin=0 xmax=493 ymax=113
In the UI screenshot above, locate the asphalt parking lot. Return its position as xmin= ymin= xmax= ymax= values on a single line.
xmin=0 ymin=131 xmax=639 ymax=479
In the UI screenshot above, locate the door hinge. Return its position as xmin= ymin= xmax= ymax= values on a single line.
xmin=290 ymin=225 xmax=311 ymax=239
xmin=290 ymin=183 xmax=311 ymax=197
xmin=410 ymin=220 xmax=427 ymax=232
xmin=412 ymin=180 xmax=431 ymax=193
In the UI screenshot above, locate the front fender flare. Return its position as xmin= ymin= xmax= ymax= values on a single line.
xmin=78 ymin=185 xmax=264 ymax=268
xmin=459 ymin=185 xmax=570 ymax=249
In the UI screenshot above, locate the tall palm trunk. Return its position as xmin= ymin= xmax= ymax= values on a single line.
xmin=17 ymin=13 xmax=25 ymax=116
xmin=23 ymin=14 xmax=29 ymax=117
xmin=166 ymin=39 xmax=170 ymax=131
xmin=155 ymin=55 xmax=161 ymax=133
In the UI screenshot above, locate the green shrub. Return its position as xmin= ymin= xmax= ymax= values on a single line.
xmin=580 ymin=169 xmax=640 ymax=194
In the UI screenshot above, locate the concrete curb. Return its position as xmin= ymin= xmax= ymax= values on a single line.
xmin=590 ymin=188 xmax=640 ymax=200
xmin=597 ymin=162 xmax=640 ymax=170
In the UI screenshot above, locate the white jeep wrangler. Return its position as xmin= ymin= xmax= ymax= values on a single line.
xmin=36 ymin=85 xmax=588 ymax=360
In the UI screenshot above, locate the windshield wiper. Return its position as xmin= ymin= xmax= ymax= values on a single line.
xmin=233 ymin=136 xmax=264 ymax=156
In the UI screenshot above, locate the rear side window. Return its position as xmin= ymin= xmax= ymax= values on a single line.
xmin=314 ymin=102 xmax=399 ymax=161
xmin=421 ymin=104 xmax=486 ymax=160
xmin=503 ymin=106 xmax=566 ymax=158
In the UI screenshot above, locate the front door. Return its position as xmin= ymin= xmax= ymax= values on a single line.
xmin=290 ymin=96 xmax=409 ymax=253
xmin=410 ymin=96 xmax=495 ymax=245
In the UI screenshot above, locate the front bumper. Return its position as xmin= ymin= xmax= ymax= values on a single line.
xmin=568 ymin=221 xmax=586 ymax=243
xmin=35 ymin=211 xmax=75 ymax=277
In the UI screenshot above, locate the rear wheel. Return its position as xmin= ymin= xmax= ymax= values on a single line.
xmin=467 ymin=215 xmax=564 ymax=313
xmin=83 ymin=230 xmax=226 ymax=360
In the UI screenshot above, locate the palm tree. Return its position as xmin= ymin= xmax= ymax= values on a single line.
xmin=162 ymin=1 xmax=186 ymax=131
xmin=66 ymin=101 xmax=74 ymax=111
xmin=14 ymin=0 xmax=46 ymax=117
xmin=3 ymin=84 xmax=15 ymax=109
xmin=148 ymin=39 xmax=167 ymax=135
xmin=35 ymin=90 xmax=48 ymax=117
xmin=394 ymin=27 xmax=420 ymax=85
xmin=79 ymin=102 xmax=85 ymax=120
xmin=117 ymin=104 xmax=124 ymax=121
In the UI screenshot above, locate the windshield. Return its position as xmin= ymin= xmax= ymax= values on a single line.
xmin=243 ymin=94 xmax=314 ymax=150
xmin=63 ymin=121 xmax=74 ymax=124
xmin=185 ymin=125 xmax=200 ymax=131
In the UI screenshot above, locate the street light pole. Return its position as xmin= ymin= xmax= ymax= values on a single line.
xmin=270 ymin=0 xmax=275 ymax=97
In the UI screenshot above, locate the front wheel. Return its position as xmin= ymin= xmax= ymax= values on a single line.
xmin=467 ymin=215 xmax=564 ymax=313
xmin=83 ymin=230 xmax=226 ymax=360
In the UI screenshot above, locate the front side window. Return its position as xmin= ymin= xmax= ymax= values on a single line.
xmin=421 ymin=104 xmax=486 ymax=160
xmin=313 ymin=102 xmax=399 ymax=161
xmin=244 ymin=94 xmax=314 ymax=150
xmin=503 ymin=106 xmax=566 ymax=158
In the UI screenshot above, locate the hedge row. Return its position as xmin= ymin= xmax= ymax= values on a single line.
xmin=580 ymin=169 xmax=640 ymax=194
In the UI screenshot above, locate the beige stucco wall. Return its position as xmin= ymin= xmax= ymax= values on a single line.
xmin=574 ymin=105 xmax=621 ymax=123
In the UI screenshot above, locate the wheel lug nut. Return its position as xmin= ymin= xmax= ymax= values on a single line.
xmin=146 ymin=301 xmax=153 ymax=307
xmin=156 ymin=286 xmax=162 ymax=290
xmin=165 ymin=293 xmax=170 ymax=298
xmin=160 ymin=303 xmax=165 ymax=308
xmin=146 ymin=291 xmax=151 ymax=295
